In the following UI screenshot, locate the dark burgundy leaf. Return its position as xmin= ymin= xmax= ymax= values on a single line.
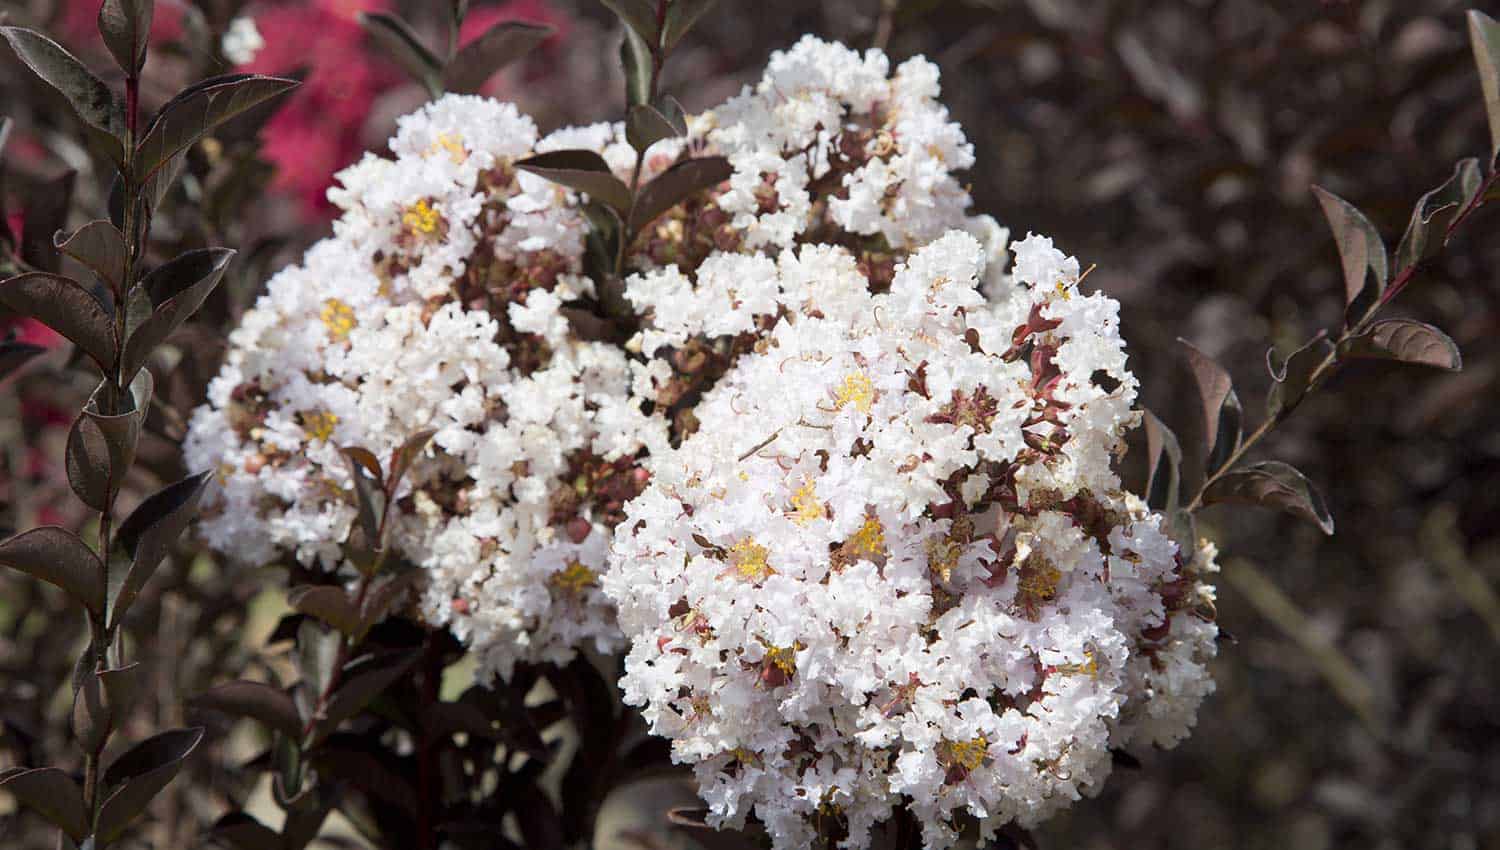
xmin=628 ymin=156 xmax=731 ymax=237
xmin=209 ymin=812 xmax=282 ymax=850
xmin=1201 ymin=460 xmax=1334 ymax=535
xmin=193 ymin=680 xmax=303 ymax=738
xmin=1471 ymin=11 xmax=1500 ymax=163
xmin=662 ymin=0 xmax=721 ymax=52
xmin=310 ymin=650 xmax=420 ymax=744
xmin=1142 ymin=409 xmax=1181 ymax=514
xmin=0 ymin=526 xmax=105 ymax=614
xmin=110 ymin=470 xmax=213 ymax=628
xmin=386 ymin=428 xmax=436 ymax=495
xmin=288 ymin=585 xmax=362 ymax=637
xmin=620 ymin=25 xmax=652 ymax=107
xmin=1310 ymin=185 xmax=1386 ymax=315
xmin=121 ymin=247 xmax=235 ymax=380
xmin=0 ymin=767 xmax=89 ymax=841
xmin=55 ymin=219 xmax=127 ymax=296
xmin=340 ymin=446 xmax=386 ymax=545
xmin=1177 ymin=338 xmax=1239 ymax=474
xmin=1393 ymin=158 xmax=1483 ymax=274
xmin=135 ymin=74 xmax=299 ymax=184
xmin=444 ymin=21 xmax=554 ymax=94
xmin=1266 ymin=334 xmax=1333 ymax=419
xmin=626 ymin=98 xmax=685 ymax=152
xmin=0 ymin=272 xmax=117 ymax=372
xmin=98 ymin=0 xmax=155 ymax=75
xmin=359 ymin=12 xmax=443 ymax=96
xmin=66 ymin=370 xmax=153 ymax=512
xmin=1339 ymin=319 xmax=1462 ymax=371
xmin=0 ymin=28 xmax=124 ymax=161
xmin=516 ymin=150 xmax=633 ymax=215
xmin=600 ymin=0 xmax=660 ymax=45
xmin=96 ymin=727 xmax=205 ymax=843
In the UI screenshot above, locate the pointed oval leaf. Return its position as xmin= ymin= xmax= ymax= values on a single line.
xmin=0 ymin=341 xmax=46 ymax=381
xmin=1311 ymin=185 xmax=1387 ymax=315
xmin=288 ymin=585 xmax=362 ymax=637
xmin=0 ymin=28 xmax=124 ymax=160
xmin=1394 ymin=158 xmax=1483 ymax=274
xmin=1142 ymin=409 xmax=1181 ymax=514
xmin=1339 ymin=319 xmax=1462 ymax=371
xmin=386 ymin=428 xmax=436 ymax=494
xmin=358 ymin=12 xmax=443 ymax=96
xmin=626 ymin=100 xmax=684 ymax=153
xmin=339 ymin=447 xmax=386 ymax=544
xmin=0 ymin=526 xmax=104 ymax=614
xmin=56 ymin=220 xmax=128 ymax=297
xmin=135 ymin=74 xmax=299 ymax=185
xmin=309 ymin=650 xmax=420 ymax=745
xmin=662 ymin=0 xmax=721 ymax=52
xmin=297 ymin=618 xmax=341 ymax=699
xmin=359 ymin=569 xmax=423 ymax=636
xmin=192 ymin=680 xmax=303 ymax=738
xmin=121 ymin=248 xmax=235 ymax=380
xmin=109 ymin=470 xmax=212 ymax=628
xmin=98 ymin=0 xmax=155 ymax=75
xmin=1201 ymin=460 xmax=1334 ymax=535
xmin=444 ymin=20 xmax=554 ymax=94
xmin=72 ymin=669 xmax=110 ymax=753
xmin=600 ymin=0 xmax=660 ymax=45
xmin=0 ymin=272 xmax=116 ymax=372
xmin=67 ymin=413 xmax=115 ymax=512
xmin=96 ymin=727 xmax=204 ymax=843
xmin=516 ymin=150 xmax=633 ymax=215
xmin=1177 ymin=339 xmax=1239 ymax=471
xmin=1266 ymin=333 xmax=1333 ymax=419
xmin=1470 ymin=11 xmax=1500 ymax=165
xmin=0 ymin=767 xmax=89 ymax=841
xmin=67 ymin=371 xmax=153 ymax=512
xmin=628 ymin=155 xmax=732 ymax=237
xmin=99 ymin=663 xmax=148 ymax=724
xmin=620 ymin=25 xmax=653 ymax=108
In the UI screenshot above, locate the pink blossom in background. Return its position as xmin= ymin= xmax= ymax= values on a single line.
xmin=460 ymin=0 xmax=571 ymax=94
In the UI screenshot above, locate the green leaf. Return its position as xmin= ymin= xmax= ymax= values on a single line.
xmin=98 ymin=0 xmax=155 ymax=75
xmin=1177 ymin=339 xmax=1240 ymax=475
xmin=308 ymin=650 xmax=420 ymax=745
xmin=109 ymin=471 xmax=213 ymax=628
xmin=516 ymin=150 xmax=633 ymax=215
xmin=55 ymin=220 xmax=128 ymax=297
xmin=1393 ymin=158 xmax=1482 ymax=275
xmin=192 ymin=680 xmax=303 ymax=739
xmin=600 ymin=0 xmax=660 ymax=46
xmin=0 ymin=27 xmax=124 ymax=162
xmin=1266 ymin=334 xmax=1333 ymax=419
xmin=444 ymin=21 xmax=553 ymax=94
xmin=359 ymin=12 xmax=443 ymax=97
xmin=1339 ymin=318 xmax=1462 ymax=371
xmin=0 ymin=526 xmax=105 ymax=615
xmin=0 ymin=767 xmax=90 ymax=841
xmin=626 ymin=97 xmax=686 ymax=153
xmin=1310 ymin=185 xmax=1386 ymax=319
xmin=120 ymin=247 xmax=235 ymax=380
xmin=135 ymin=74 xmax=300 ymax=186
xmin=66 ymin=370 xmax=153 ymax=512
xmin=96 ymin=727 xmax=204 ymax=843
xmin=620 ymin=24 xmax=653 ymax=107
xmin=1201 ymin=460 xmax=1334 ymax=535
xmin=1142 ymin=409 xmax=1181 ymax=514
xmin=1470 ymin=11 xmax=1500 ymax=166
xmin=662 ymin=0 xmax=721 ymax=52
xmin=288 ymin=585 xmax=362 ymax=637
xmin=627 ymin=155 xmax=731 ymax=237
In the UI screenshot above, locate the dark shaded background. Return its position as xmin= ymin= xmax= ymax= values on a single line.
xmin=2 ymin=0 xmax=1498 ymax=847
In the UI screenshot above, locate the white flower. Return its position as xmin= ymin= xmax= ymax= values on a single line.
xmin=221 ymin=17 xmax=264 ymax=66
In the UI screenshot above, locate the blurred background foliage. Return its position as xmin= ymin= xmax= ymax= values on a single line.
xmin=1 ymin=0 xmax=1497 ymax=847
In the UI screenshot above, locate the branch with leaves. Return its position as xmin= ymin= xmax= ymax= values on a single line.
xmin=0 ymin=1 xmax=296 ymax=845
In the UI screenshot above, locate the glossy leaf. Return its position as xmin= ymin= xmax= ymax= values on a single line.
xmin=0 ymin=526 xmax=104 ymax=614
xmin=662 ymin=0 xmax=721 ymax=52
xmin=1471 ymin=11 xmax=1500 ymax=164
xmin=1266 ymin=334 xmax=1333 ymax=419
xmin=309 ymin=650 xmax=420 ymax=744
xmin=98 ymin=0 xmax=155 ymax=75
xmin=1311 ymin=185 xmax=1386 ymax=317
xmin=0 ymin=272 xmax=116 ymax=372
xmin=600 ymin=0 xmax=660 ymax=45
xmin=193 ymin=680 xmax=303 ymax=738
xmin=1202 ymin=460 xmax=1334 ymax=535
xmin=55 ymin=220 xmax=128 ymax=296
xmin=1142 ymin=409 xmax=1181 ymax=514
xmin=1178 ymin=339 xmax=1240 ymax=474
xmin=110 ymin=471 xmax=213 ymax=628
xmin=288 ymin=585 xmax=361 ymax=637
xmin=0 ymin=767 xmax=89 ymax=841
xmin=96 ymin=727 xmax=205 ymax=843
xmin=620 ymin=24 xmax=653 ymax=107
xmin=444 ymin=21 xmax=553 ymax=94
xmin=359 ymin=12 xmax=443 ymax=96
xmin=627 ymin=155 xmax=732 ymax=237
xmin=0 ymin=28 xmax=124 ymax=161
xmin=1393 ymin=158 xmax=1482 ymax=274
xmin=66 ymin=370 xmax=153 ymax=512
xmin=135 ymin=74 xmax=299 ymax=184
xmin=1339 ymin=319 xmax=1462 ymax=371
xmin=516 ymin=150 xmax=633 ymax=214
xmin=120 ymin=247 xmax=235 ymax=380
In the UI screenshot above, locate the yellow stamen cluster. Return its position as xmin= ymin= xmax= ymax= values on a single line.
xmin=848 ymin=515 xmax=886 ymax=557
xmin=1053 ymin=651 xmax=1099 ymax=679
xmin=834 ymin=370 xmax=875 ymax=413
xmin=729 ymin=538 xmax=773 ymax=581
xmin=402 ymin=199 xmax=441 ymax=235
xmin=302 ymin=410 xmax=339 ymax=442
xmin=320 ymin=298 xmax=357 ymax=341
xmin=429 ymin=133 xmax=466 ymax=164
xmin=550 ymin=560 xmax=598 ymax=595
xmin=1054 ymin=279 xmax=1073 ymax=301
xmin=789 ymin=478 xmax=823 ymax=525
xmin=1018 ymin=559 xmax=1062 ymax=601
xmin=943 ymin=736 xmax=990 ymax=772
xmin=764 ymin=644 xmax=798 ymax=674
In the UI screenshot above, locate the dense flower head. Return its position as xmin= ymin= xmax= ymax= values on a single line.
xmin=605 ymin=232 xmax=1219 ymax=850
xmin=185 ymin=95 xmax=665 ymax=681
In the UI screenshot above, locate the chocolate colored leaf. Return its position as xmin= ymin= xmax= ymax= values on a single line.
xmin=1142 ymin=409 xmax=1181 ymax=514
xmin=662 ymin=0 xmax=721 ymax=52
xmin=600 ymin=0 xmax=660 ymax=46
xmin=1470 ymin=11 xmax=1500 ymax=164
xmin=0 ymin=272 xmax=116 ymax=372
xmin=1202 ymin=460 xmax=1334 ymax=535
xmin=359 ymin=12 xmax=443 ymax=96
xmin=1266 ymin=333 xmax=1333 ymax=419
xmin=626 ymin=97 xmax=686 ymax=152
xmin=110 ymin=471 xmax=213 ymax=628
xmin=444 ymin=21 xmax=553 ymax=94
xmin=135 ymin=74 xmax=299 ymax=184
xmin=0 ymin=767 xmax=89 ymax=841
xmin=98 ymin=0 xmax=155 ymax=75
xmin=193 ymin=680 xmax=303 ymax=738
xmin=121 ymin=247 xmax=235 ymax=380
xmin=0 ymin=28 xmax=124 ymax=161
xmin=0 ymin=526 xmax=105 ymax=614
xmin=209 ymin=812 xmax=282 ymax=850
xmin=309 ymin=650 xmax=420 ymax=744
xmin=288 ymin=585 xmax=361 ymax=637
xmin=627 ymin=155 xmax=732 ymax=236
xmin=387 ymin=428 xmax=436 ymax=495
xmin=66 ymin=370 xmax=153 ymax=512
xmin=96 ymin=727 xmax=204 ymax=843
xmin=1393 ymin=158 xmax=1482 ymax=274
xmin=1310 ymin=185 xmax=1386 ymax=316
xmin=1339 ymin=319 xmax=1462 ymax=371
xmin=1177 ymin=338 xmax=1240 ymax=473
xmin=620 ymin=25 xmax=653 ymax=107
xmin=55 ymin=220 xmax=128 ymax=296
xmin=516 ymin=150 xmax=633 ymax=215
xmin=340 ymin=446 xmax=386 ymax=545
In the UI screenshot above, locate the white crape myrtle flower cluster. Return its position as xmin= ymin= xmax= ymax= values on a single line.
xmin=186 ymin=34 xmax=1221 ymax=846
xmin=606 ymin=231 xmax=1219 ymax=850
xmin=185 ymin=96 xmax=670 ymax=681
